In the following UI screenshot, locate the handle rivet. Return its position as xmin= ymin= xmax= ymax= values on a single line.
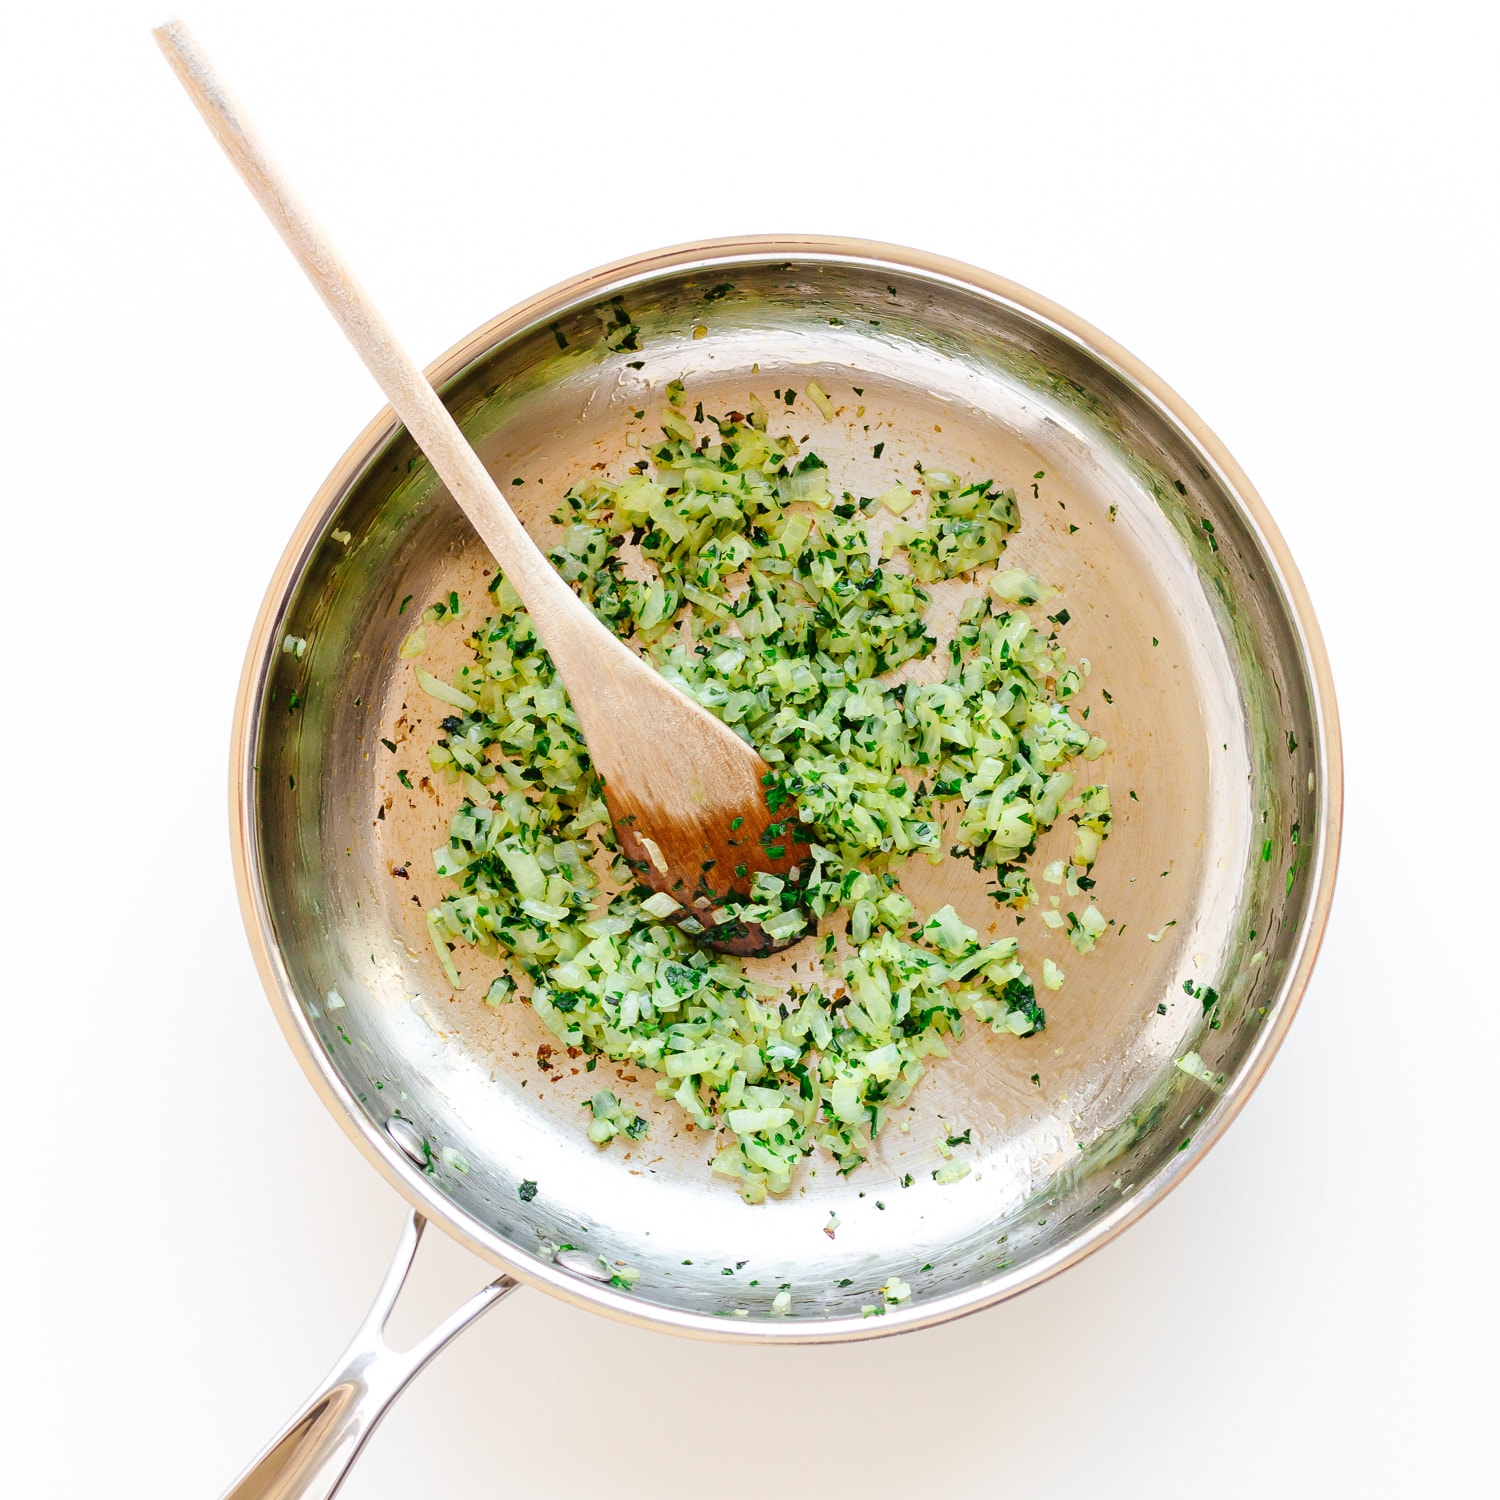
xmin=385 ymin=1116 xmax=427 ymax=1166
xmin=554 ymin=1249 xmax=612 ymax=1282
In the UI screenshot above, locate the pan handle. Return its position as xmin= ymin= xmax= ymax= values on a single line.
xmin=219 ymin=1208 xmax=518 ymax=1500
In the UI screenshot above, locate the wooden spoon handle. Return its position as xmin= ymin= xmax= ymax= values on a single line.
xmin=153 ymin=20 xmax=586 ymax=632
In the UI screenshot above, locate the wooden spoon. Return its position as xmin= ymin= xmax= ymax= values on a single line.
xmin=154 ymin=21 xmax=808 ymax=954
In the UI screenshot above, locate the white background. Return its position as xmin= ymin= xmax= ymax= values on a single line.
xmin=2 ymin=3 xmax=1495 ymax=1496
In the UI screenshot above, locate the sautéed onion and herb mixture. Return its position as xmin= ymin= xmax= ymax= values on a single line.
xmin=411 ymin=383 xmax=1110 ymax=1203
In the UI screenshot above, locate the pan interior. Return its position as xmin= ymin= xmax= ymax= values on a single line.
xmin=244 ymin=251 xmax=1325 ymax=1330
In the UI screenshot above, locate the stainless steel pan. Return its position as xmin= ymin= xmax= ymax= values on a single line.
xmin=227 ymin=237 xmax=1341 ymax=1498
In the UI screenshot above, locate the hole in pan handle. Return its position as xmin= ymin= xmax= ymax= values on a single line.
xmin=217 ymin=1208 xmax=517 ymax=1500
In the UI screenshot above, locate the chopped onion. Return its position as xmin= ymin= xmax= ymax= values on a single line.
xmin=414 ymin=666 xmax=475 ymax=711
xmin=988 ymin=568 xmax=1056 ymax=605
xmin=1176 ymin=1051 xmax=1225 ymax=1089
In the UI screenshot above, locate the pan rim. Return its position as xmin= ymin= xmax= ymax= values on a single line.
xmin=230 ymin=234 xmax=1343 ymax=1343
